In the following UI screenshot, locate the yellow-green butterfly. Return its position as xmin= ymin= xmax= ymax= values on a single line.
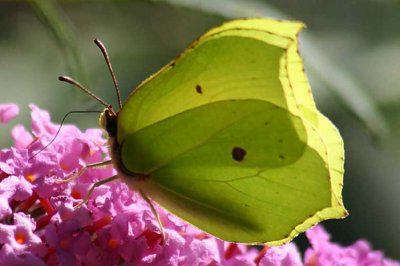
xmin=58 ymin=18 xmax=347 ymax=246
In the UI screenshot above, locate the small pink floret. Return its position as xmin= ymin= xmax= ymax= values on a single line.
xmin=0 ymin=103 xmax=19 ymax=124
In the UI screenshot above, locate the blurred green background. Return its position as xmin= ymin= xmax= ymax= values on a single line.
xmin=0 ymin=0 xmax=399 ymax=259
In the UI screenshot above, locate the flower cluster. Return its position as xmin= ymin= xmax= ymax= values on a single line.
xmin=0 ymin=103 xmax=398 ymax=266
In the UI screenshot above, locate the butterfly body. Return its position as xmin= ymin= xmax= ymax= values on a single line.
xmin=99 ymin=108 xmax=149 ymax=187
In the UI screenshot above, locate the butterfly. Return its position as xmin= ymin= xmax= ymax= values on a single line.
xmin=58 ymin=18 xmax=347 ymax=246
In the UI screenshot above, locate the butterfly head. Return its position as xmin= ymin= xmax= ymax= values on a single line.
xmin=58 ymin=39 xmax=123 ymax=139
xmin=99 ymin=106 xmax=118 ymax=137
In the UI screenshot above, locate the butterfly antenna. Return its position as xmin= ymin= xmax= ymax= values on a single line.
xmin=28 ymin=110 xmax=102 ymax=161
xmin=58 ymin=76 xmax=112 ymax=112
xmin=93 ymin=39 xmax=123 ymax=110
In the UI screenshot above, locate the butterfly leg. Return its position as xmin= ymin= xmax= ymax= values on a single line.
xmin=58 ymin=160 xmax=113 ymax=183
xmin=139 ymin=189 xmax=165 ymax=242
xmin=75 ymin=175 xmax=119 ymax=208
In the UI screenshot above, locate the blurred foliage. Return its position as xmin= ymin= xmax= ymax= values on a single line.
xmin=0 ymin=0 xmax=399 ymax=259
xmin=30 ymin=0 xmax=89 ymax=88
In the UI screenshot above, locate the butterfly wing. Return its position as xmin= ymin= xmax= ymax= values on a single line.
xmin=117 ymin=19 xmax=347 ymax=244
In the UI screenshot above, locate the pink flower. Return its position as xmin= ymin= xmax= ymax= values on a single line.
xmin=11 ymin=125 xmax=34 ymax=149
xmin=259 ymin=243 xmax=302 ymax=266
xmin=44 ymin=221 xmax=91 ymax=265
xmin=0 ymin=103 xmax=19 ymax=124
xmin=0 ymin=175 xmax=33 ymax=219
xmin=0 ymin=103 xmax=398 ymax=265
xmin=0 ymin=244 xmax=45 ymax=266
xmin=305 ymin=225 xmax=399 ymax=266
xmin=0 ymin=213 xmax=45 ymax=256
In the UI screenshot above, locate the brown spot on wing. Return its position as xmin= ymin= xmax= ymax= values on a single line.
xmin=195 ymin=85 xmax=203 ymax=94
xmin=232 ymin=147 xmax=246 ymax=162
